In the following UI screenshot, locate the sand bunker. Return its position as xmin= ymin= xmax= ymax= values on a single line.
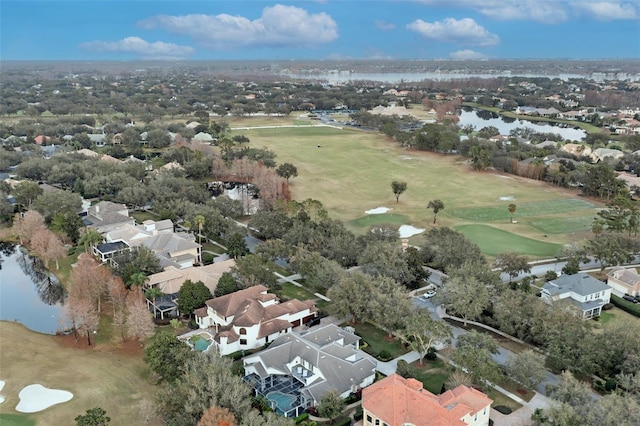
xmin=15 ymin=384 xmax=73 ymax=413
xmin=499 ymin=196 xmax=515 ymax=201
xmin=0 ymin=380 xmax=5 ymax=404
xmin=398 ymin=225 xmax=425 ymax=239
xmin=365 ymin=207 xmax=392 ymax=214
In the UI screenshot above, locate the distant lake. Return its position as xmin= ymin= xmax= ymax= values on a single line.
xmin=458 ymin=108 xmax=587 ymax=141
xmin=283 ymin=70 xmax=586 ymax=84
xmin=0 ymin=243 xmax=66 ymax=334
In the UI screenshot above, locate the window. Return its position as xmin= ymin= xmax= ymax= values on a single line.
xmin=239 ymin=328 xmax=247 ymax=335
xmin=240 ymin=339 xmax=247 ymax=345
xmin=366 ymin=415 xmax=372 ymax=423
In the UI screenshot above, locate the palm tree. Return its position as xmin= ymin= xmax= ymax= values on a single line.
xmin=127 ymin=272 xmax=147 ymax=289
xmin=78 ymin=229 xmax=103 ymax=254
xmin=193 ymin=215 xmax=205 ymax=246
xmin=508 ymin=203 xmax=517 ymax=223
xmin=427 ymin=199 xmax=445 ymax=224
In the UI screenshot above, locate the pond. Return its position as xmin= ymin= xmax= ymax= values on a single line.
xmin=458 ymin=108 xmax=587 ymax=141
xmin=0 ymin=243 xmax=66 ymax=334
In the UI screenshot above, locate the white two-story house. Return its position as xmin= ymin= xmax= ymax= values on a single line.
xmin=194 ymin=285 xmax=317 ymax=356
xmin=541 ymin=273 xmax=611 ymax=319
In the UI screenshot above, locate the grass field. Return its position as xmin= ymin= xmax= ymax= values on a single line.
xmin=230 ymin=122 xmax=601 ymax=257
xmin=0 ymin=322 xmax=159 ymax=426
xmin=455 ymin=224 xmax=562 ymax=257
xmin=449 ymin=199 xmax=595 ymax=222
xmin=350 ymin=213 xmax=409 ymax=229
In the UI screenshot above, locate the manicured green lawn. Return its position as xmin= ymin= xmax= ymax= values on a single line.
xmin=530 ymin=216 xmax=594 ymax=234
xmin=410 ymin=359 xmax=449 ymax=394
xmin=456 ymin=224 xmax=562 ymax=257
xmin=130 ymin=211 xmax=160 ymax=224
xmin=449 ymin=199 xmax=595 ymax=222
xmin=485 ymin=388 xmax=523 ymax=413
xmin=276 ymin=282 xmax=317 ymax=302
xmin=351 ymin=322 xmax=409 ymax=359
xmin=0 ymin=414 xmax=36 ymax=426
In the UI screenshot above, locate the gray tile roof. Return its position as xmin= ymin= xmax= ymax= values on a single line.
xmin=244 ymin=324 xmax=376 ymax=402
xmin=543 ymin=273 xmax=609 ymax=297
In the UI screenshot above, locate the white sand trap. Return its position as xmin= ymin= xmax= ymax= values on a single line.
xmin=16 ymin=384 xmax=73 ymax=413
xmin=499 ymin=196 xmax=515 ymax=201
xmin=398 ymin=225 xmax=425 ymax=239
xmin=0 ymin=380 xmax=5 ymax=404
xmin=365 ymin=207 xmax=392 ymax=214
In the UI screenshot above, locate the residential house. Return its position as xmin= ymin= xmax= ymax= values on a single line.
xmin=195 ymin=285 xmax=317 ymax=356
xmin=607 ymin=267 xmax=640 ymax=297
xmin=87 ymin=133 xmax=106 ymax=146
xmin=362 ymin=374 xmax=493 ymax=426
xmin=560 ymin=143 xmax=592 ymax=157
xmin=101 ymin=219 xmax=201 ymax=269
xmin=541 ymin=273 xmax=611 ymax=319
xmin=34 ymin=135 xmax=50 ymax=145
xmin=590 ymin=148 xmax=624 ymax=163
xmin=243 ymin=323 xmax=376 ymax=417
xmin=535 ymin=140 xmax=558 ymax=149
xmin=144 ymin=258 xmax=236 ymax=319
xmin=193 ymin=132 xmax=214 ymax=143
xmin=84 ymin=201 xmax=135 ymax=234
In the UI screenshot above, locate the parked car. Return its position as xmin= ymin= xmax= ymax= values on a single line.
xmin=422 ymin=290 xmax=436 ymax=300
xmin=622 ymin=294 xmax=639 ymax=304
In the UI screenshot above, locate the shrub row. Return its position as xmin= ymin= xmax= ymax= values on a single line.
xmin=610 ymin=295 xmax=640 ymax=317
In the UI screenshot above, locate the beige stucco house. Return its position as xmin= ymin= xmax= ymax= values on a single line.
xmin=607 ymin=267 xmax=640 ymax=297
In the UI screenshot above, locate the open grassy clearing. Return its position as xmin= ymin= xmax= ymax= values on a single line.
xmin=0 ymin=322 xmax=158 ymax=426
xmin=231 ymin=124 xmax=601 ymax=257
xmin=455 ymin=224 xmax=562 ymax=257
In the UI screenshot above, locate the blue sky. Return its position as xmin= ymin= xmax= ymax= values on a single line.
xmin=1 ymin=1 xmax=639 ymax=61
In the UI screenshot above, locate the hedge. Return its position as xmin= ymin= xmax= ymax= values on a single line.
xmin=610 ymin=295 xmax=640 ymax=318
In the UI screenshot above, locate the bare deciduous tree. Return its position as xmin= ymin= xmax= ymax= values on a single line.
xmin=125 ymin=288 xmax=155 ymax=346
xmin=12 ymin=210 xmax=46 ymax=244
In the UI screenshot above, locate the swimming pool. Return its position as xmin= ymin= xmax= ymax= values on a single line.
xmin=193 ymin=336 xmax=212 ymax=351
xmin=266 ymin=391 xmax=296 ymax=413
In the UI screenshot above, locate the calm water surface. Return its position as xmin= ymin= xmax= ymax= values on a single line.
xmin=0 ymin=243 xmax=66 ymax=334
xmin=458 ymin=108 xmax=587 ymax=141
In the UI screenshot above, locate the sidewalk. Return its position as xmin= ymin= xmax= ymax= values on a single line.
xmin=376 ymin=351 xmax=421 ymax=376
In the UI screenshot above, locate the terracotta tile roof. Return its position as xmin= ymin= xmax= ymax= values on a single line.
xmin=362 ymin=374 xmax=491 ymax=426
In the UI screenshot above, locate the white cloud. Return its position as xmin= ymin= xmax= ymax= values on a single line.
xmin=570 ymin=1 xmax=638 ymax=21
xmin=416 ymin=0 xmax=570 ymax=23
xmin=450 ymin=49 xmax=487 ymax=60
xmin=138 ymin=4 xmax=338 ymax=50
xmin=375 ymin=20 xmax=396 ymax=30
xmin=80 ymin=36 xmax=194 ymax=59
xmin=407 ymin=18 xmax=500 ymax=46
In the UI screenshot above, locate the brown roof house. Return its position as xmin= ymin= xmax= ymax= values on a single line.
xmin=362 ymin=374 xmax=493 ymax=426
xmin=194 ymin=285 xmax=317 ymax=356
xmin=607 ymin=267 xmax=640 ymax=297
xmin=243 ymin=323 xmax=376 ymax=418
